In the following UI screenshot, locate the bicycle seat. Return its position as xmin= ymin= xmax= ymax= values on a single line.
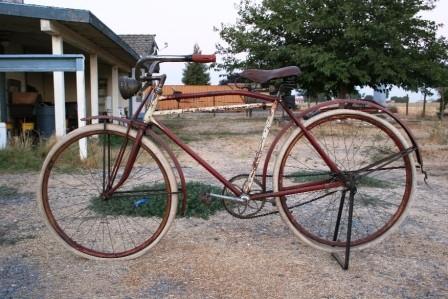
xmin=240 ymin=66 xmax=301 ymax=84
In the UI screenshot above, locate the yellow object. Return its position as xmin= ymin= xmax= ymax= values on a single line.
xmin=22 ymin=122 xmax=35 ymax=132
xmin=6 ymin=123 xmax=13 ymax=130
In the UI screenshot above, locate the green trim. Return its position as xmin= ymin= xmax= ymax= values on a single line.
xmin=0 ymin=54 xmax=84 ymax=72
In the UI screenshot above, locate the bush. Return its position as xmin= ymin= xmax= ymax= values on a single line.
xmin=90 ymin=181 xmax=225 ymax=219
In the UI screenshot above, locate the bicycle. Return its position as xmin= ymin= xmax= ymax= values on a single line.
xmin=37 ymin=54 xmax=424 ymax=265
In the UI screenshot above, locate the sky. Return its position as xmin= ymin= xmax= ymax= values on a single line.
xmin=25 ymin=0 xmax=448 ymax=101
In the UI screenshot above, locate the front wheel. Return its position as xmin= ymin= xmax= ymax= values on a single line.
xmin=273 ymin=109 xmax=415 ymax=252
xmin=37 ymin=124 xmax=178 ymax=260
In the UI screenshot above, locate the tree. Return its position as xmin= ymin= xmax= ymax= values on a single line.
xmin=182 ymin=44 xmax=211 ymax=85
xmin=217 ymin=0 xmax=448 ymax=98
xmin=437 ymin=87 xmax=448 ymax=118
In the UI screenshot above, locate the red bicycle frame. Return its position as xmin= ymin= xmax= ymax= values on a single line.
xmin=84 ymin=85 xmax=423 ymax=204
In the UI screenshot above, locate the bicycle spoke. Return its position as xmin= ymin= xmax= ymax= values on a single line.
xmin=277 ymin=112 xmax=413 ymax=249
xmin=41 ymin=126 xmax=175 ymax=258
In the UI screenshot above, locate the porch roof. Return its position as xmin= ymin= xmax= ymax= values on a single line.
xmin=0 ymin=2 xmax=139 ymax=67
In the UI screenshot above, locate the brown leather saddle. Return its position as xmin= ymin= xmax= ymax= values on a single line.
xmin=239 ymin=66 xmax=301 ymax=84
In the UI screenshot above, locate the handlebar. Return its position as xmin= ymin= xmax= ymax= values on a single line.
xmin=191 ymin=54 xmax=216 ymax=63
xmin=135 ymin=54 xmax=215 ymax=72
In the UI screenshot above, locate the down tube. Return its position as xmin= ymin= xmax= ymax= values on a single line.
xmin=152 ymin=121 xmax=243 ymax=197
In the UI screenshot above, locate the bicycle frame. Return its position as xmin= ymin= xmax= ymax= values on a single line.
xmin=84 ymin=79 xmax=424 ymax=204
xmin=86 ymin=85 xmax=348 ymax=203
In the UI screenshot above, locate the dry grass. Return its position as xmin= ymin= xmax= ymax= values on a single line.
xmin=407 ymin=119 xmax=448 ymax=162
xmin=0 ymin=134 xmax=57 ymax=173
xmin=427 ymin=121 xmax=448 ymax=145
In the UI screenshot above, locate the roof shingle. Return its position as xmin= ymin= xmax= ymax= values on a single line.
xmin=119 ymin=34 xmax=157 ymax=58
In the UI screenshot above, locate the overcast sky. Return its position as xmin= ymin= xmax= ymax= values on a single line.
xmin=26 ymin=0 xmax=448 ymax=100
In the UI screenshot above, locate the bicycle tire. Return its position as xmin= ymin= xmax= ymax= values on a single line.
xmin=37 ymin=123 xmax=178 ymax=260
xmin=273 ymin=109 xmax=415 ymax=252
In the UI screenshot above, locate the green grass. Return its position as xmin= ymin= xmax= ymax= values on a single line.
xmin=289 ymin=170 xmax=392 ymax=188
xmin=0 ymin=134 xmax=57 ymax=173
xmin=357 ymin=175 xmax=393 ymax=188
xmin=0 ymin=144 xmax=47 ymax=173
xmin=89 ymin=181 xmax=225 ymax=219
xmin=289 ymin=170 xmax=333 ymax=183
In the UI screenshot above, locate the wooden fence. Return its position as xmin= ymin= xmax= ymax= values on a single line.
xmin=156 ymin=88 xmax=442 ymax=117
xmin=158 ymin=85 xmax=245 ymax=110
xmin=392 ymin=102 xmax=440 ymax=116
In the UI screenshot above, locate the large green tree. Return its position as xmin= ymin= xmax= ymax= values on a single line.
xmin=182 ymin=44 xmax=211 ymax=85
xmin=217 ymin=0 xmax=448 ymax=98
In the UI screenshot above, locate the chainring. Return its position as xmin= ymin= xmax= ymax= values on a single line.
xmin=221 ymin=174 xmax=266 ymax=219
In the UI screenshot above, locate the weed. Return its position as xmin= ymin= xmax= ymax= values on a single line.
xmin=89 ymin=181 xmax=224 ymax=219
xmin=356 ymin=176 xmax=393 ymax=188
xmin=428 ymin=121 xmax=448 ymax=145
xmin=0 ymin=135 xmax=56 ymax=173
xmin=289 ymin=170 xmax=391 ymax=188
xmin=289 ymin=170 xmax=332 ymax=183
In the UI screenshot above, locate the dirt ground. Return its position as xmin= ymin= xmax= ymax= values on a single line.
xmin=0 ymin=112 xmax=447 ymax=299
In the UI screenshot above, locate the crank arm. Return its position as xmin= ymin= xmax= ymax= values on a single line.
xmin=208 ymin=193 xmax=247 ymax=203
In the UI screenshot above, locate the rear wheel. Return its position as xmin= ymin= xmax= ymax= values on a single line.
xmin=273 ymin=109 xmax=415 ymax=252
xmin=38 ymin=124 xmax=178 ymax=260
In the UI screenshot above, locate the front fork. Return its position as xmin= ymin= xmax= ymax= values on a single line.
xmin=103 ymin=78 xmax=165 ymax=198
xmin=102 ymin=122 xmax=146 ymax=198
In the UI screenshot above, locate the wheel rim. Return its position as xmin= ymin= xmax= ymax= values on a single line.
xmin=41 ymin=128 xmax=173 ymax=258
xmin=278 ymin=113 xmax=413 ymax=247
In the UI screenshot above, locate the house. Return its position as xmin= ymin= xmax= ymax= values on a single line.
xmin=0 ymin=0 xmax=157 ymax=137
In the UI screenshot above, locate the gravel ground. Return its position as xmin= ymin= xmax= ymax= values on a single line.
xmin=0 ymin=114 xmax=447 ymax=298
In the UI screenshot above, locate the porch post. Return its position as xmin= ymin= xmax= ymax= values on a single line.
xmin=89 ymin=54 xmax=99 ymax=123
xmin=0 ymin=72 xmax=6 ymax=122
xmin=76 ymin=58 xmax=87 ymax=158
xmin=111 ymin=65 xmax=119 ymax=117
xmin=129 ymin=67 xmax=135 ymax=117
xmin=52 ymin=35 xmax=66 ymax=136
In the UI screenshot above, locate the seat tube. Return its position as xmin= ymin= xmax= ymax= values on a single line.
xmin=243 ymin=99 xmax=279 ymax=193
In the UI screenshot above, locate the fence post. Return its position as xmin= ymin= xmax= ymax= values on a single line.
xmin=406 ymin=94 xmax=409 ymax=116
xmin=439 ymin=87 xmax=445 ymax=120
xmin=422 ymin=92 xmax=427 ymax=118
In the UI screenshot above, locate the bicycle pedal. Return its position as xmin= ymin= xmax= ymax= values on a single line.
xmin=200 ymin=193 xmax=212 ymax=205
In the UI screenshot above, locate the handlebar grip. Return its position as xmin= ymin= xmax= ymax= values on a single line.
xmin=191 ymin=54 xmax=216 ymax=63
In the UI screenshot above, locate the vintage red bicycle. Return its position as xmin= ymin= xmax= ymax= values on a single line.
xmin=37 ymin=54 xmax=423 ymax=268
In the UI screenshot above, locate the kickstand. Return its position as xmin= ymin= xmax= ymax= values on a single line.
xmin=331 ymin=188 xmax=356 ymax=270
